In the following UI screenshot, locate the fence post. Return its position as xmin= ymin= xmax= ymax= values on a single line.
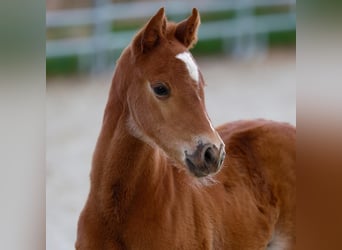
xmin=92 ymin=0 xmax=111 ymax=73
xmin=46 ymin=0 xmax=296 ymax=74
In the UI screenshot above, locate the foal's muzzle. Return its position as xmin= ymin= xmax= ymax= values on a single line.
xmin=185 ymin=143 xmax=225 ymax=177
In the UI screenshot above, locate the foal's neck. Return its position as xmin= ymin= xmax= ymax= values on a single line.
xmin=90 ymin=89 xmax=171 ymax=222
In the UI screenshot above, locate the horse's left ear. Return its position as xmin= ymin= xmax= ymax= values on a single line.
xmin=133 ymin=8 xmax=167 ymax=54
xmin=175 ymin=8 xmax=200 ymax=49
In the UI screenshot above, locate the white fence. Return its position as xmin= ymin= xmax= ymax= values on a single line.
xmin=46 ymin=0 xmax=296 ymax=72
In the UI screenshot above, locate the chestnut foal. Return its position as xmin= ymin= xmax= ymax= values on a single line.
xmin=76 ymin=8 xmax=295 ymax=250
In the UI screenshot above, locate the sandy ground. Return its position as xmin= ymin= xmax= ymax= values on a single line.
xmin=46 ymin=49 xmax=295 ymax=249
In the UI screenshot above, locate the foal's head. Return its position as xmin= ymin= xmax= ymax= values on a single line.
xmin=117 ymin=8 xmax=225 ymax=178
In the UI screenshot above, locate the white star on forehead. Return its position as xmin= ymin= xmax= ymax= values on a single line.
xmin=175 ymin=52 xmax=199 ymax=83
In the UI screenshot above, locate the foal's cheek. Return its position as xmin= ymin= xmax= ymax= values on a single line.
xmin=137 ymin=97 xmax=162 ymax=129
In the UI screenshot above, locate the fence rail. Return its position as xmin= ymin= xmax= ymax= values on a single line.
xmin=46 ymin=0 xmax=296 ymax=72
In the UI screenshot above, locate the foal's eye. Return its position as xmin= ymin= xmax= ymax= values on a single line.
xmin=151 ymin=83 xmax=170 ymax=99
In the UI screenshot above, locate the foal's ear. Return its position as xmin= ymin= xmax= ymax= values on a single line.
xmin=175 ymin=8 xmax=200 ymax=49
xmin=133 ymin=7 xmax=167 ymax=54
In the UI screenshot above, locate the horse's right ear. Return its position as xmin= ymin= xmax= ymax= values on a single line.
xmin=132 ymin=8 xmax=167 ymax=55
xmin=175 ymin=8 xmax=200 ymax=49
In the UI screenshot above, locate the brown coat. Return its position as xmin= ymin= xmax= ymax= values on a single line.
xmin=76 ymin=8 xmax=295 ymax=250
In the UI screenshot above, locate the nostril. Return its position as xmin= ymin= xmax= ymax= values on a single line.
xmin=204 ymin=147 xmax=215 ymax=164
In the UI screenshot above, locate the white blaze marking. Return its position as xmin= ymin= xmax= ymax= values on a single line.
xmin=205 ymin=113 xmax=216 ymax=133
xmin=176 ymin=52 xmax=199 ymax=83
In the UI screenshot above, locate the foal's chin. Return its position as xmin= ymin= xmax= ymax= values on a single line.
xmin=187 ymin=171 xmax=220 ymax=187
xmin=173 ymin=156 xmax=223 ymax=187
xmin=187 ymin=162 xmax=222 ymax=178
xmin=156 ymin=142 xmax=225 ymax=184
xmin=161 ymin=149 xmax=221 ymax=186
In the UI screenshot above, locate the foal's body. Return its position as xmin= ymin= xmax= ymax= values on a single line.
xmin=76 ymin=8 xmax=295 ymax=250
